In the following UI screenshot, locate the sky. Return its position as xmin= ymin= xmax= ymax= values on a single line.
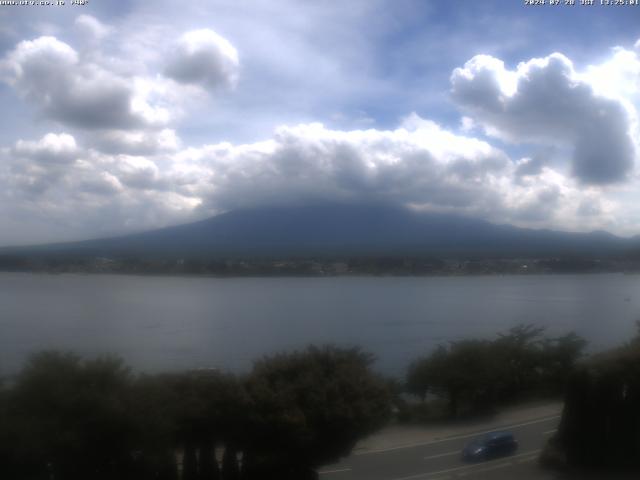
xmin=0 ymin=0 xmax=639 ymax=246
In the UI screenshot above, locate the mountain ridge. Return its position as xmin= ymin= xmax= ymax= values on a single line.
xmin=1 ymin=203 xmax=636 ymax=259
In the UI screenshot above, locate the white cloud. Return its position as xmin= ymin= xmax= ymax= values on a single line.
xmin=0 ymin=115 xmax=623 ymax=244
xmin=162 ymin=117 xmax=604 ymax=233
xmin=6 ymin=133 xmax=80 ymax=196
xmin=165 ymin=29 xmax=239 ymax=89
xmin=584 ymin=47 xmax=640 ymax=100
xmin=460 ymin=116 xmax=476 ymax=133
xmin=451 ymin=52 xmax=638 ymax=185
xmin=1 ymin=35 xmax=78 ymax=79
xmin=91 ymin=129 xmax=181 ymax=156
xmin=0 ymin=36 xmax=171 ymax=130
xmin=74 ymin=15 xmax=111 ymax=41
xmin=110 ymin=155 xmax=162 ymax=190
xmin=13 ymin=133 xmax=79 ymax=164
xmin=76 ymin=171 xmax=124 ymax=196
xmin=1 ymin=9 xmax=639 ymax=245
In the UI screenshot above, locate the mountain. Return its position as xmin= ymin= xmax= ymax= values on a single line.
xmin=1 ymin=203 xmax=637 ymax=259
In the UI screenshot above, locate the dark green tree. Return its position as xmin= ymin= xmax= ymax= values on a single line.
xmin=241 ymin=345 xmax=391 ymax=479
xmin=414 ymin=340 xmax=504 ymax=417
xmin=540 ymin=332 xmax=588 ymax=394
xmin=131 ymin=369 xmax=246 ymax=480
xmin=221 ymin=446 xmax=240 ymax=480
xmin=406 ymin=358 xmax=431 ymax=402
xmin=5 ymin=351 xmax=137 ymax=480
xmin=405 ymin=325 xmax=586 ymax=417
xmin=494 ymin=324 xmax=546 ymax=399
xmin=553 ymin=342 xmax=640 ymax=471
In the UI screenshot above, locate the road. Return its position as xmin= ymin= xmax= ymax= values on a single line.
xmin=318 ymin=413 xmax=561 ymax=480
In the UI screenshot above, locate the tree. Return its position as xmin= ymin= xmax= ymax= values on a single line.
xmin=540 ymin=332 xmax=588 ymax=394
xmin=0 ymin=374 xmax=15 ymax=477
xmin=405 ymin=325 xmax=587 ymax=417
xmin=494 ymin=324 xmax=546 ymax=399
xmin=5 ymin=351 xmax=137 ymax=480
xmin=130 ymin=369 xmax=246 ymax=480
xmin=241 ymin=346 xmax=391 ymax=479
xmin=406 ymin=358 xmax=431 ymax=402
xmin=552 ymin=341 xmax=640 ymax=471
xmin=408 ymin=341 xmax=505 ymax=417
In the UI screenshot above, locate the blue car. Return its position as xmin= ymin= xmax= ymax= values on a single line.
xmin=461 ymin=431 xmax=518 ymax=462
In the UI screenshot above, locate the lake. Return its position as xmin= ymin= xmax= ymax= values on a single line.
xmin=1 ymin=272 xmax=639 ymax=377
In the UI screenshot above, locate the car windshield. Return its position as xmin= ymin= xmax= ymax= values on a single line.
xmin=469 ymin=440 xmax=484 ymax=448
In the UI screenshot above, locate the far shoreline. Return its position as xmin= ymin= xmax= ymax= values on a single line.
xmin=1 ymin=268 xmax=639 ymax=279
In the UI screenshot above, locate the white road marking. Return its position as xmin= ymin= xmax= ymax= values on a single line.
xmin=355 ymin=415 xmax=560 ymax=455
xmin=318 ymin=467 xmax=352 ymax=475
xmin=543 ymin=429 xmax=557 ymax=435
xmin=423 ymin=450 xmax=459 ymax=460
xmin=429 ymin=453 xmax=539 ymax=479
xmin=388 ymin=449 xmax=541 ymax=480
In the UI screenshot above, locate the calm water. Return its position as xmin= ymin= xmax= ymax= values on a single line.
xmin=1 ymin=273 xmax=639 ymax=377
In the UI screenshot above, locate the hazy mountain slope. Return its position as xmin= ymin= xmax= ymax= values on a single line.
xmin=1 ymin=204 xmax=635 ymax=258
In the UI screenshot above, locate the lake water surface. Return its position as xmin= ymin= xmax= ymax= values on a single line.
xmin=1 ymin=272 xmax=640 ymax=377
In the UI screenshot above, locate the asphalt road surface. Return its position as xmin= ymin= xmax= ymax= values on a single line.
xmin=318 ymin=414 xmax=561 ymax=480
